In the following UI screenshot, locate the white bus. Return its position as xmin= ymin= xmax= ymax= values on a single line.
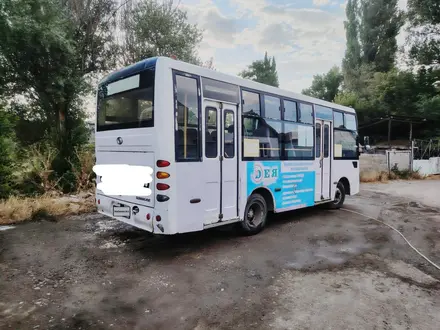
xmin=95 ymin=56 xmax=360 ymax=235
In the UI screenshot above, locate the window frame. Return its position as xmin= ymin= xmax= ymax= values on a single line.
xmin=240 ymin=87 xmax=315 ymax=161
xmin=333 ymin=128 xmax=359 ymax=160
xmin=315 ymin=122 xmax=321 ymax=158
xmin=205 ymin=106 xmax=218 ymax=159
xmin=332 ymin=109 xmax=359 ymax=160
xmin=333 ymin=110 xmax=345 ymax=129
xmin=224 ymin=110 xmax=235 ymax=159
xmin=282 ymin=98 xmax=298 ymax=122
xmin=282 ymin=122 xmax=315 ymax=160
xmin=201 ymin=76 xmax=240 ymax=104
xmin=332 ymin=109 xmax=358 ymax=130
xmin=262 ymin=94 xmax=282 ymax=120
xmin=97 ymin=68 xmax=156 ymax=132
xmin=241 ymin=88 xmax=262 ymax=117
xmin=324 ymin=124 xmax=330 ymax=158
xmin=173 ymin=70 xmax=203 ymax=163
xmin=344 ymin=112 xmax=358 ymax=131
xmin=298 ymin=102 xmax=315 ymax=125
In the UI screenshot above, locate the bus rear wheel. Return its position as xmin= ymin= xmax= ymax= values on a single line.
xmin=328 ymin=181 xmax=346 ymax=209
xmin=239 ymin=194 xmax=268 ymax=235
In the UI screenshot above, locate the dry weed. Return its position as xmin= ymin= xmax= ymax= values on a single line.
xmin=0 ymin=193 xmax=96 ymax=225
xmin=360 ymin=170 xmax=389 ymax=183
xmin=69 ymin=147 xmax=95 ymax=193
xmin=360 ymin=169 xmax=425 ymax=183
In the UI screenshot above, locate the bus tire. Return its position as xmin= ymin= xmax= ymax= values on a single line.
xmin=328 ymin=181 xmax=346 ymax=209
xmin=239 ymin=194 xmax=268 ymax=235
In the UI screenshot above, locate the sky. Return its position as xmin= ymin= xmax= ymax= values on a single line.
xmin=179 ymin=0 xmax=409 ymax=92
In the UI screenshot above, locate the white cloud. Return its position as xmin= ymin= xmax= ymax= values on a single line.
xmin=340 ymin=1 xmax=347 ymax=9
xmin=182 ymin=0 xmax=348 ymax=91
xmin=313 ymin=0 xmax=330 ymax=6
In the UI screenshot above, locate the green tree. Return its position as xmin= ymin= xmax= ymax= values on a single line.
xmin=407 ymin=0 xmax=440 ymax=65
xmin=302 ymin=66 xmax=343 ymax=102
xmin=358 ymin=0 xmax=404 ymax=72
xmin=239 ymin=52 xmax=279 ymax=87
xmin=342 ymin=0 xmax=403 ymax=89
xmin=0 ymin=0 xmax=118 ymax=186
xmin=119 ymin=0 xmax=203 ymax=66
xmin=342 ymin=0 xmax=362 ymax=81
xmin=0 ymin=105 xmax=16 ymax=199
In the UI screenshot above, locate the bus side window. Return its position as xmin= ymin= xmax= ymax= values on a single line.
xmin=316 ymin=123 xmax=321 ymax=158
xmin=175 ymin=75 xmax=200 ymax=161
xmin=224 ymin=111 xmax=234 ymax=158
xmin=205 ymin=107 xmax=217 ymax=158
xmin=324 ymin=124 xmax=329 ymax=158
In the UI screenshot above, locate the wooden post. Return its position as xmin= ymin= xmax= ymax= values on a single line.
xmin=388 ymin=118 xmax=392 ymax=150
xmin=409 ymin=122 xmax=413 ymax=171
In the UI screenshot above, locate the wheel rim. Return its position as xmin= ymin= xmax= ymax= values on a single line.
xmin=333 ymin=187 xmax=342 ymax=205
xmin=246 ymin=201 xmax=264 ymax=228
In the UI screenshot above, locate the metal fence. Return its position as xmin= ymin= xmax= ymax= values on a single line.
xmin=413 ymin=139 xmax=440 ymax=160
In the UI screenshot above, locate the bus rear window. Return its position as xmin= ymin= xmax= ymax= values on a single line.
xmin=97 ymin=69 xmax=155 ymax=131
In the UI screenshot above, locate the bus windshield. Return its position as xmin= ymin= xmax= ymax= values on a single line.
xmin=97 ymin=68 xmax=155 ymax=131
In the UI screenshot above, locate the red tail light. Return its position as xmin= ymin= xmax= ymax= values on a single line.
xmin=156 ymin=215 xmax=161 ymax=221
xmin=156 ymin=160 xmax=170 ymax=167
xmin=146 ymin=213 xmax=151 ymax=220
xmin=156 ymin=183 xmax=170 ymax=191
xmin=97 ymin=199 xmax=100 ymax=205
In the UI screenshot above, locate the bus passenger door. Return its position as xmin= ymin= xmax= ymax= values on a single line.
xmin=322 ymin=121 xmax=331 ymax=200
xmin=315 ymin=122 xmax=322 ymax=201
xmin=221 ymin=104 xmax=238 ymax=221
xmin=203 ymin=101 xmax=221 ymax=225
xmin=315 ymin=120 xmax=331 ymax=201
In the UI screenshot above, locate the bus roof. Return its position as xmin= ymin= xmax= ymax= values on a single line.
xmin=99 ymin=56 xmax=355 ymax=114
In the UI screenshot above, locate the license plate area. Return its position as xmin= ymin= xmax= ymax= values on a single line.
xmin=113 ymin=204 xmax=130 ymax=219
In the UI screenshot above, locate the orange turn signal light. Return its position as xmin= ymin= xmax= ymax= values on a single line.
xmin=156 ymin=171 xmax=170 ymax=179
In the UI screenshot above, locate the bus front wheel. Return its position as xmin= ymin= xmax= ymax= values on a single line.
xmin=328 ymin=181 xmax=346 ymax=209
xmin=239 ymin=194 xmax=268 ymax=235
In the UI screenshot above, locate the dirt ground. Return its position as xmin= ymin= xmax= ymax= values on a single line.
xmin=1 ymin=181 xmax=440 ymax=330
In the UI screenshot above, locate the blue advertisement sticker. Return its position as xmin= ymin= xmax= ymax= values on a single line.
xmin=246 ymin=161 xmax=315 ymax=211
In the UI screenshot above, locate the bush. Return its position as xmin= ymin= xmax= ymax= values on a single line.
xmin=14 ymin=142 xmax=96 ymax=196
xmin=13 ymin=143 xmax=62 ymax=196
xmin=390 ymin=164 xmax=422 ymax=180
xmin=0 ymin=109 xmax=17 ymax=199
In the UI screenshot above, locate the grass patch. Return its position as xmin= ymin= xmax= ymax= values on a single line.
xmin=0 ymin=193 xmax=96 ymax=225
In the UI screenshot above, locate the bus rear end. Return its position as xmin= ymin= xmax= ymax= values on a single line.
xmin=95 ymin=58 xmax=162 ymax=233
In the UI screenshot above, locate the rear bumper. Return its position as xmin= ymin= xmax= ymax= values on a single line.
xmin=96 ymin=194 xmax=155 ymax=233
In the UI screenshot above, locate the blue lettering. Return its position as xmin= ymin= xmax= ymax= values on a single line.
xmin=255 ymin=169 xmax=261 ymax=179
xmin=264 ymin=169 xmax=270 ymax=178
